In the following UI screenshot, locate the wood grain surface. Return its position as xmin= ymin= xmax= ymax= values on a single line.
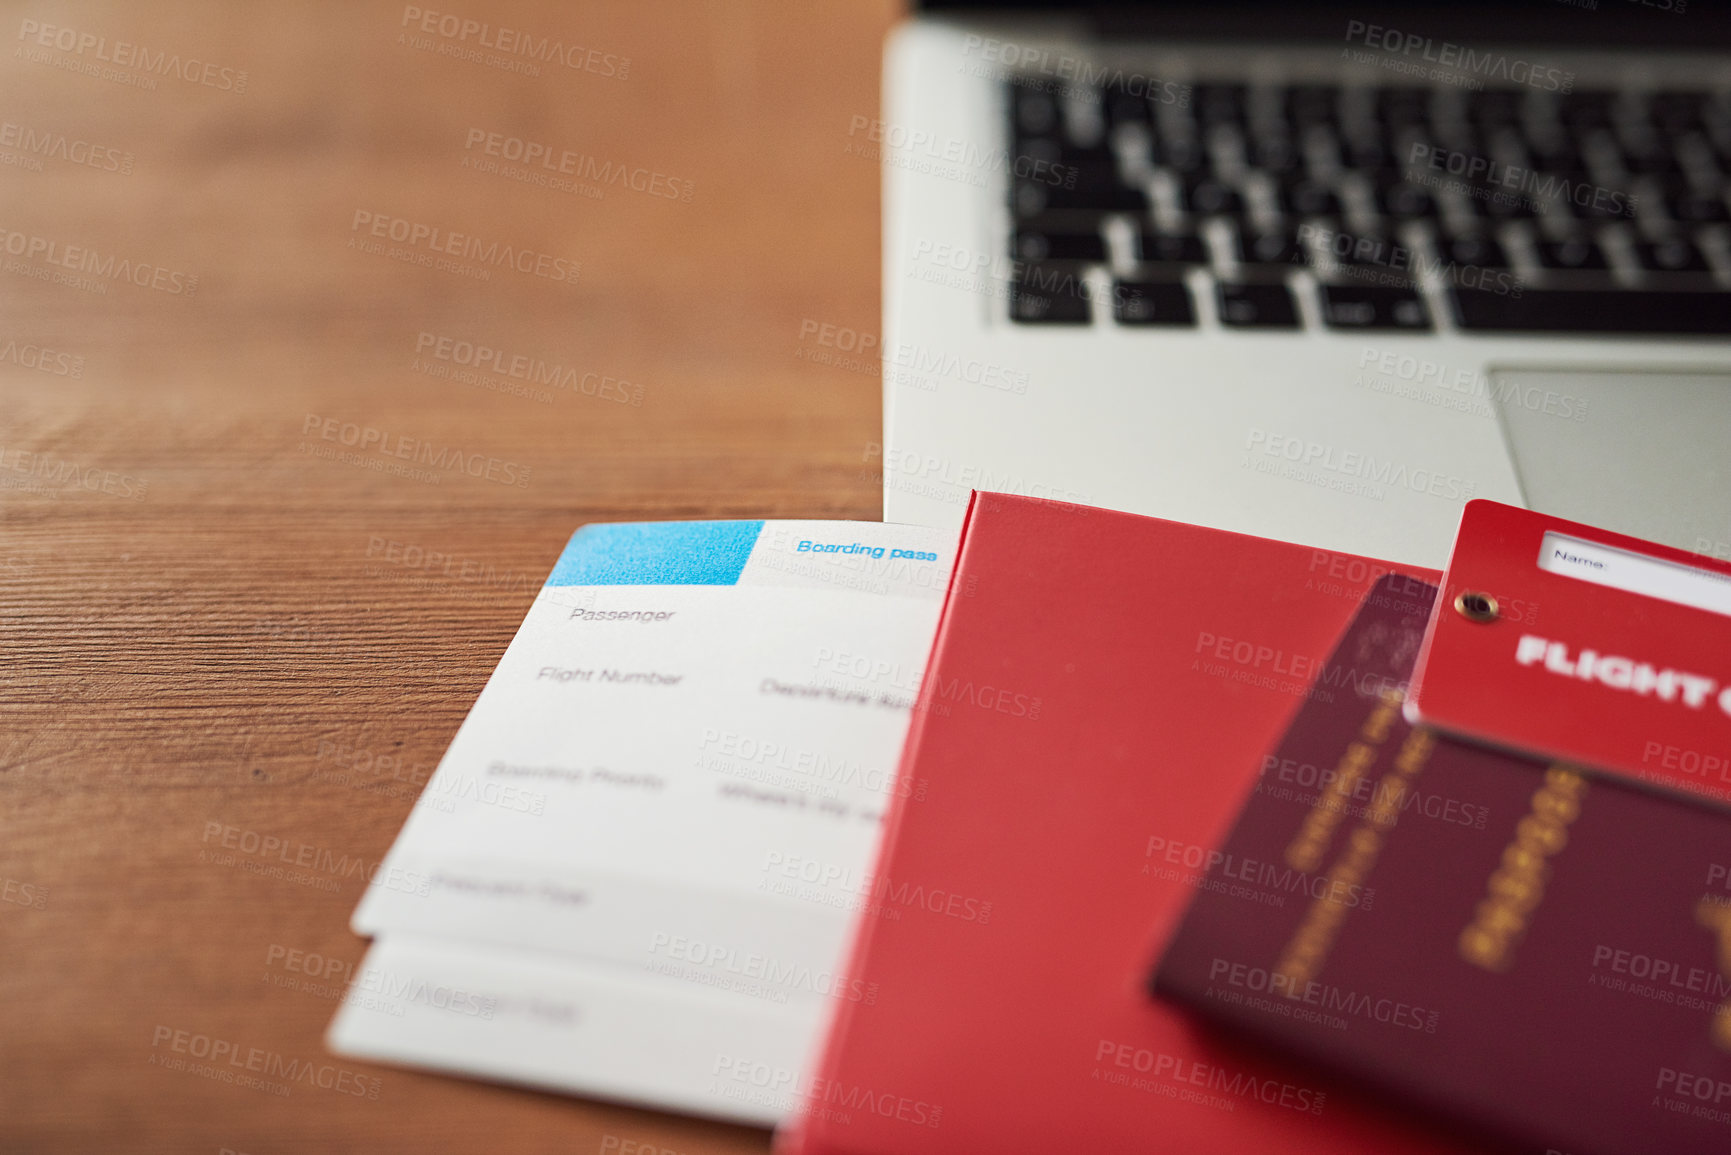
xmin=0 ymin=2 xmax=903 ymax=1150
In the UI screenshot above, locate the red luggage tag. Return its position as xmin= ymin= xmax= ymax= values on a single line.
xmin=1407 ymin=500 xmax=1731 ymax=809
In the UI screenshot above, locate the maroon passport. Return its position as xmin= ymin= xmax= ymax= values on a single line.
xmin=1152 ymin=576 xmax=1731 ymax=1155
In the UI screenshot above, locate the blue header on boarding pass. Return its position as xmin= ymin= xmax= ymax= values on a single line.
xmin=546 ymin=521 xmax=765 ymax=586
xmin=544 ymin=520 xmax=956 ymax=598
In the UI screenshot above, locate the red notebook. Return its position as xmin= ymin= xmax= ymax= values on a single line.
xmin=776 ymin=493 xmax=1479 ymax=1155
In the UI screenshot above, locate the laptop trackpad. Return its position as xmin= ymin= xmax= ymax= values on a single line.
xmin=1491 ymin=368 xmax=1731 ymax=558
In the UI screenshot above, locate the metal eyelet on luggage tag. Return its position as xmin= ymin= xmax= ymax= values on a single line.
xmin=1454 ymin=591 xmax=1500 ymax=623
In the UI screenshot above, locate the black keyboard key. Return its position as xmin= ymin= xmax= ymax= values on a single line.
xmin=1342 ymin=134 xmax=1390 ymax=170
xmin=1239 ymin=230 xmax=1301 ymax=266
xmin=1439 ymin=235 xmax=1511 ymax=269
xmin=1009 ymin=264 xmax=1093 ymax=324
xmin=1635 ymin=238 xmax=1710 ymax=273
xmin=1470 ymin=88 xmax=1526 ymax=127
xmin=1014 ymin=172 xmax=1145 ymax=216
xmin=1651 ymin=91 xmax=1707 ymax=134
xmin=1010 ymin=136 xmax=1071 ymax=165
xmin=1622 ymin=145 xmax=1683 ymax=177
xmin=1113 ymin=280 xmax=1196 ymax=326
xmin=1195 ymin=84 xmax=1245 ymax=125
xmin=1478 ymin=189 xmax=1540 ymax=220
xmin=1643 ymin=170 xmax=1693 ymax=201
xmin=1365 ymin=163 xmax=1406 ymax=190
xmin=1288 ymin=85 xmax=1340 ymax=126
xmin=1278 ymin=179 xmax=1340 ymax=217
xmin=1182 ymin=176 xmax=1241 ymax=216
xmin=1136 ymin=230 xmax=1209 ymax=264
xmin=1217 ymin=282 xmax=1299 ymax=328
xmin=1647 ymin=90 xmax=1703 ymax=133
xmin=1010 ymin=180 xmax=1051 ymax=217
xmin=1105 ymin=91 xmax=1152 ymax=128
xmin=1152 ymin=134 xmax=1206 ymax=174
xmin=1246 ymin=85 xmax=1288 ymax=125
xmin=1451 ymin=287 xmax=1731 ymax=334
xmin=1668 ymin=192 xmax=1730 ymax=224
xmin=1572 ymin=184 xmax=1638 ymax=221
xmin=1320 ymin=285 xmax=1432 ymax=330
xmin=1378 ymin=181 xmax=1436 ymax=218
xmin=1015 ymin=90 xmax=1060 ymax=137
xmin=1428 ymin=123 xmax=1483 ymax=158
xmin=1529 ymin=167 xmax=1598 ymax=211
xmin=1011 ymin=142 xmax=1094 ymax=197
xmin=1535 ymin=238 xmax=1609 ymax=271
xmin=1560 ymin=91 xmax=1617 ymax=130
xmin=1247 ymin=133 xmax=1301 ymax=175
xmin=1378 ymin=87 xmax=1432 ymax=127
xmin=1331 ymin=261 xmax=1417 ymax=289
xmin=1329 ymin=231 xmax=1406 ymax=271
xmin=1527 ymin=139 xmax=1584 ymax=174
xmin=1014 ymin=227 xmax=1107 ymax=263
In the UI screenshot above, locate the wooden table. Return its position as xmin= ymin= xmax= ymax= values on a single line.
xmin=0 ymin=2 xmax=901 ymax=1149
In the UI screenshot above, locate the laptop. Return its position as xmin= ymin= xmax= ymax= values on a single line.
xmin=879 ymin=0 xmax=1731 ymax=567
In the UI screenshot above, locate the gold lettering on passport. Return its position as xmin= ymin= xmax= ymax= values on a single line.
xmin=1458 ymin=766 xmax=1586 ymax=973
xmin=1285 ymin=690 xmax=1403 ymax=873
xmin=1695 ymin=897 xmax=1731 ymax=1052
xmin=1274 ymin=712 xmax=1434 ymax=993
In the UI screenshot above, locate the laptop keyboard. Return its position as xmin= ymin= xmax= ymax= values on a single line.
xmin=1005 ymin=80 xmax=1731 ymax=334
